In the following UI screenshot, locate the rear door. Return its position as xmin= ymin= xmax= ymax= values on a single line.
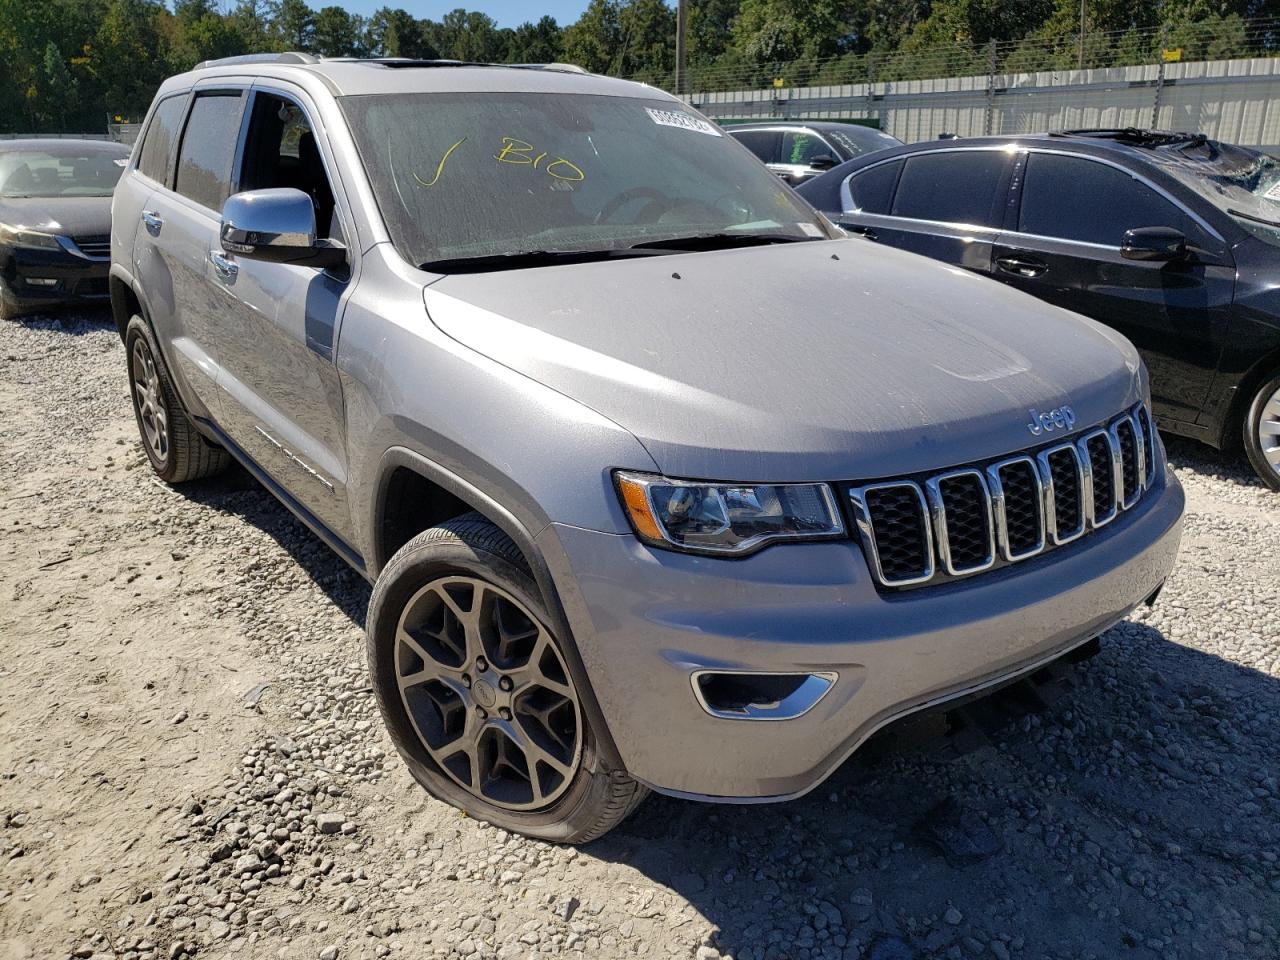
xmin=993 ymin=150 xmax=1235 ymax=423
xmin=831 ymin=148 xmax=1013 ymax=276
xmin=133 ymin=86 xmax=247 ymax=421
xmin=209 ymin=84 xmax=356 ymax=545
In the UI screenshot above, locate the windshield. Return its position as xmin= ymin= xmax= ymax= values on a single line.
xmin=827 ymin=126 xmax=901 ymax=158
xmin=0 ymin=149 xmax=128 ymax=198
xmin=338 ymin=91 xmax=831 ymax=268
xmin=1156 ymin=147 xmax=1280 ymax=242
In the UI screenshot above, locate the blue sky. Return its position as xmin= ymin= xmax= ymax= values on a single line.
xmin=335 ymin=1 xmax=593 ymax=28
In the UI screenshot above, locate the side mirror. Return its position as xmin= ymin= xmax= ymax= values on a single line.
xmin=1121 ymin=226 xmax=1187 ymax=262
xmin=809 ymin=154 xmax=838 ymax=171
xmin=220 ymin=188 xmax=345 ymax=270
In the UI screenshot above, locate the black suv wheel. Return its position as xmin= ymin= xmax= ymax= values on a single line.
xmin=1243 ymin=369 xmax=1280 ymax=490
xmin=367 ymin=514 xmax=647 ymax=843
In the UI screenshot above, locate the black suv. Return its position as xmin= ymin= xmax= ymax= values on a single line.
xmin=798 ymin=129 xmax=1280 ymax=488
xmin=727 ymin=121 xmax=902 ymax=185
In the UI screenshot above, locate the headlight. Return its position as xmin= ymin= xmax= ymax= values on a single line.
xmin=615 ymin=471 xmax=844 ymax=556
xmin=0 ymin=224 xmax=62 ymax=250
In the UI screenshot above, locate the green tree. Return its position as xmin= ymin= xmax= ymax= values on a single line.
xmin=37 ymin=42 xmax=80 ymax=130
xmin=562 ymin=0 xmax=621 ymax=72
xmin=616 ymin=0 xmax=675 ymax=78
xmin=231 ymin=0 xmax=283 ymax=53
xmin=312 ymin=5 xmax=363 ymax=56
xmin=91 ymin=0 xmax=170 ymax=119
xmin=428 ymin=9 xmax=505 ymax=61
xmin=506 ymin=15 xmax=562 ymax=63
xmin=275 ymin=0 xmax=314 ymax=50
xmin=729 ymin=0 xmax=847 ymax=63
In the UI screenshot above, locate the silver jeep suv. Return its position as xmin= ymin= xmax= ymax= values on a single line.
xmin=111 ymin=53 xmax=1184 ymax=843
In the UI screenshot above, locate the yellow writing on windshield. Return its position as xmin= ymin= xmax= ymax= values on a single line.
xmin=494 ymin=137 xmax=585 ymax=182
xmin=413 ymin=137 xmax=467 ymax=188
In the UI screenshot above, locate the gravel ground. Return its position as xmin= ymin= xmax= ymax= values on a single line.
xmin=1 ymin=310 xmax=1278 ymax=960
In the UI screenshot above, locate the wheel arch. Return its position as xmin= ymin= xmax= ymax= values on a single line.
xmin=369 ymin=446 xmax=626 ymax=770
xmin=1216 ymin=344 xmax=1280 ymax=451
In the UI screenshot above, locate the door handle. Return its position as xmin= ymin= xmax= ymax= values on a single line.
xmin=141 ymin=210 xmax=163 ymax=232
xmin=209 ymin=251 xmax=239 ymax=281
xmin=995 ymin=255 xmax=1048 ymax=279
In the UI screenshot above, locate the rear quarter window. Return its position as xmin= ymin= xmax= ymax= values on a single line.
xmin=730 ymin=130 xmax=780 ymax=165
xmin=845 ymin=160 xmax=903 ymax=214
xmin=136 ymin=96 xmax=188 ymax=185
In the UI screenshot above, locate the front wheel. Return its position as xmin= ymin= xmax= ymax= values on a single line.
xmin=1242 ymin=370 xmax=1280 ymax=491
xmin=366 ymin=515 xmax=647 ymax=843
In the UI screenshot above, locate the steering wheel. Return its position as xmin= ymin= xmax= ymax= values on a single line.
xmin=595 ymin=187 xmax=675 ymax=224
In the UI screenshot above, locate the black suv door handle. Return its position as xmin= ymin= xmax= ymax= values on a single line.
xmin=995 ymin=254 xmax=1048 ymax=279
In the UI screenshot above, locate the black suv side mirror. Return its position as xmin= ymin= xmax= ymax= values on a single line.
xmin=221 ymin=188 xmax=346 ymax=270
xmin=809 ymin=154 xmax=838 ymax=171
xmin=1121 ymin=226 xmax=1188 ymax=262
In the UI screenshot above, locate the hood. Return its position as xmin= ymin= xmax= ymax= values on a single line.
xmin=425 ymin=238 xmax=1144 ymax=481
xmin=0 ymin=196 xmax=114 ymax=238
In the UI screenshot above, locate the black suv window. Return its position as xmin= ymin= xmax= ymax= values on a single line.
xmin=891 ymin=150 xmax=1007 ymax=226
xmin=174 ymin=93 xmax=245 ymax=212
xmin=137 ymin=96 xmax=187 ymax=185
xmin=1019 ymin=152 xmax=1204 ymax=247
xmin=731 ymin=130 xmax=780 ymax=164
xmin=846 ymin=160 xmax=902 ymax=215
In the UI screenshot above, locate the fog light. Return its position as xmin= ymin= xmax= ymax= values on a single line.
xmin=692 ymin=670 xmax=836 ymax=721
xmin=25 ymin=277 xmax=58 ymax=287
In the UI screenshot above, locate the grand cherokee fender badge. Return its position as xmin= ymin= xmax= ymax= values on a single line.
xmin=1026 ymin=405 xmax=1076 ymax=436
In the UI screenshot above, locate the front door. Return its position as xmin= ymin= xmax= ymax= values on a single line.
xmin=209 ymin=86 xmax=357 ymax=548
xmin=993 ymin=151 xmax=1235 ymax=424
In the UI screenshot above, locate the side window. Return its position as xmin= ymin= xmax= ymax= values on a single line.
xmin=731 ymin=130 xmax=780 ymax=165
xmin=136 ymin=96 xmax=187 ymax=185
xmin=1019 ymin=152 xmax=1204 ymax=247
xmin=174 ymin=93 xmax=245 ymax=212
xmin=891 ymin=151 xmax=1008 ymax=226
xmin=846 ymin=160 xmax=902 ymax=215
xmin=238 ymin=93 xmax=338 ymax=239
xmin=781 ymin=131 xmax=831 ymax=166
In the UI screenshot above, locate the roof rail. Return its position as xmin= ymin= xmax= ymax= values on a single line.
xmin=1050 ymin=127 xmax=1208 ymax=148
xmin=508 ymin=62 xmax=589 ymax=75
xmin=194 ymin=52 xmax=318 ymax=70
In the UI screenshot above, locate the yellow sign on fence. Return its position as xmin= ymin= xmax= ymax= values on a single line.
xmin=772 ymin=77 xmax=785 ymax=88
xmin=1162 ymin=48 xmax=1182 ymax=62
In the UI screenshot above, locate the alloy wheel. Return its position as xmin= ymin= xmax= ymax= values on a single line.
xmin=1258 ymin=382 xmax=1280 ymax=479
xmin=394 ymin=575 xmax=583 ymax=811
xmin=131 ymin=338 xmax=169 ymax=462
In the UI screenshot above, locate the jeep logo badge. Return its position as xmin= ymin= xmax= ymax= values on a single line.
xmin=1027 ymin=405 xmax=1076 ymax=436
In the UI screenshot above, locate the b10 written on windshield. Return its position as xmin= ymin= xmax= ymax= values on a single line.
xmin=413 ymin=136 xmax=586 ymax=189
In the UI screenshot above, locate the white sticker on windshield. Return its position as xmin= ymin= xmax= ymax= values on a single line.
xmin=645 ymin=107 xmax=721 ymax=137
xmin=113 ymin=158 xmax=128 ymax=167
xmin=1264 ymin=181 xmax=1280 ymax=202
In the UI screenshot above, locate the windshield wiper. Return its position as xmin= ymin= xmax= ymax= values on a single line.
xmin=420 ymin=247 xmax=658 ymax=273
xmin=630 ymin=232 xmax=821 ymax=252
xmin=1227 ymin=208 xmax=1280 ymax=227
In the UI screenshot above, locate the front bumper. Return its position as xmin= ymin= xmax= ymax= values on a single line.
xmin=540 ymin=466 xmax=1184 ymax=801
xmin=1 ymin=242 xmax=110 ymax=312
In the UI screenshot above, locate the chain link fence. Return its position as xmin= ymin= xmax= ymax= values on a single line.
xmin=627 ymin=16 xmax=1280 ymax=149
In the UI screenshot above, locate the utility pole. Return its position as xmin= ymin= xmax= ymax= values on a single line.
xmin=674 ymin=0 xmax=688 ymax=97
xmin=1078 ymin=0 xmax=1086 ymax=69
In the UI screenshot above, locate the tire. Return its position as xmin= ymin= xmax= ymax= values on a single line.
xmin=1242 ymin=370 xmax=1280 ymax=491
xmin=124 ymin=314 xmax=230 ymax=483
xmin=367 ymin=514 xmax=648 ymax=843
xmin=0 ymin=277 xmax=25 ymax=321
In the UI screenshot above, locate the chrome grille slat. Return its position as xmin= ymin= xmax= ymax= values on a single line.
xmin=852 ymin=404 xmax=1153 ymax=589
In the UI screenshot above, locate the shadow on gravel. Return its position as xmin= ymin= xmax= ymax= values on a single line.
xmin=591 ymin=621 xmax=1280 ymax=960
xmin=173 ymin=462 xmax=372 ymax=627
xmin=1163 ymin=436 xmax=1268 ymax=491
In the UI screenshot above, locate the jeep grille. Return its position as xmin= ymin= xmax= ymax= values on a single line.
xmin=848 ymin=404 xmax=1155 ymax=589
